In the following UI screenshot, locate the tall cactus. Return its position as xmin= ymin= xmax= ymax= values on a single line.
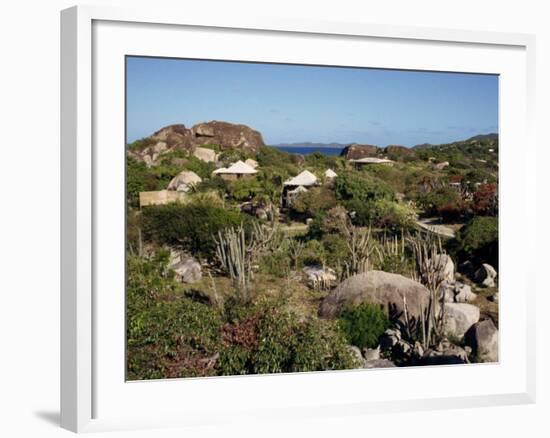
xmin=407 ymin=231 xmax=448 ymax=348
xmin=214 ymin=222 xmax=276 ymax=301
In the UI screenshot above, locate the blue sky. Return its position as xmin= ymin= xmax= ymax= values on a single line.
xmin=126 ymin=56 xmax=498 ymax=147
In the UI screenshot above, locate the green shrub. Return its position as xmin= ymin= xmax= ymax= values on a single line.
xmin=141 ymin=201 xmax=246 ymax=259
xmin=347 ymin=198 xmax=415 ymax=230
xmin=126 ymin=157 xmax=161 ymax=206
xmin=290 ymin=186 xmax=337 ymax=218
xmin=334 ymin=172 xmax=395 ymax=203
xmin=448 ymin=216 xmax=498 ymax=266
xmin=217 ymin=300 xmax=358 ymax=375
xmin=126 ymin=254 xmax=223 ymax=380
xmin=339 ymin=303 xmax=390 ymax=349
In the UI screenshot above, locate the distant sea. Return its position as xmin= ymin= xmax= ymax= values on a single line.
xmin=275 ymin=146 xmax=344 ymax=156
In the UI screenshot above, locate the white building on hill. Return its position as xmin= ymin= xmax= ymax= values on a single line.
xmin=213 ymin=160 xmax=258 ymax=180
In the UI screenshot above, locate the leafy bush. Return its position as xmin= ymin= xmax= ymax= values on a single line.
xmin=415 ymin=186 xmax=462 ymax=218
xmin=339 ymin=303 xmax=390 ymax=349
xmin=290 ymin=186 xmax=337 ymax=218
xmin=142 ymin=201 xmax=246 ymax=259
xmin=217 ymin=300 xmax=358 ymax=375
xmin=126 ymin=254 xmax=223 ymax=380
xmin=472 ymin=183 xmax=498 ymax=216
xmin=448 ymin=216 xmax=498 ymax=266
xmin=334 ymin=172 xmax=395 ymax=203
xmin=347 ymin=199 xmax=415 ymax=230
xmin=126 ymin=157 xmax=161 ymax=206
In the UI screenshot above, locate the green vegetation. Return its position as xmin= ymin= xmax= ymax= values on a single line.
xmin=448 ymin=216 xmax=498 ymax=266
xmin=142 ymin=201 xmax=246 ymax=259
xmin=126 ymin=129 xmax=499 ymax=378
xmin=339 ymin=303 xmax=390 ymax=349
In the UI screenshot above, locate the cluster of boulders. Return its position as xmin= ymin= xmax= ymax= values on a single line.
xmin=339 ymin=143 xmax=413 ymax=160
xmin=318 ymin=257 xmax=499 ymax=367
xmin=128 ymin=121 xmax=265 ymax=166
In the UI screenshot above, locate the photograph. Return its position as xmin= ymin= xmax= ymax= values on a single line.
xmin=125 ymin=56 xmax=499 ymax=380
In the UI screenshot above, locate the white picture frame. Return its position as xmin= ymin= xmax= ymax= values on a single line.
xmin=60 ymin=4 xmax=537 ymax=433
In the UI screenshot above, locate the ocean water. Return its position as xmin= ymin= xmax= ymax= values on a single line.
xmin=275 ymin=146 xmax=344 ymax=156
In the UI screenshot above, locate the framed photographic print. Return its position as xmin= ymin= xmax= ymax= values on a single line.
xmin=61 ymin=5 xmax=536 ymax=433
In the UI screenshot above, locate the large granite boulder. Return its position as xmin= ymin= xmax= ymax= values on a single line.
xmin=193 ymin=147 xmax=218 ymax=163
xmin=167 ymin=170 xmax=202 ymax=192
xmin=340 ymin=143 xmax=380 ymax=160
xmin=443 ymin=303 xmax=480 ymax=339
xmin=319 ymin=271 xmax=430 ymax=323
xmin=464 ymin=319 xmax=499 ymax=363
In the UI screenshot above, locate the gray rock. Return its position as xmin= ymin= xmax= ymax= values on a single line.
xmin=475 ymin=264 xmax=497 ymax=288
xmin=303 ymin=265 xmax=337 ymax=289
xmin=363 ymin=346 xmax=381 ymax=361
xmin=465 ymin=319 xmax=499 ymax=363
xmin=364 ymin=359 xmax=396 ymax=369
xmin=440 ymin=281 xmax=456 ymax=303
xmin=443 ymin=303 xmax=480 ymax=339
xmin=172 ymin=257 xmax=202 ymax=284
xmin=193 ymin=146 xmax=218 ymax=163
xmin=454 ymin=282 xmax=477 ymax=303
xmin=319 ymin=271 xmax=430 ymax=324
xmin=440 ymin=280 xmax=477 ymax=303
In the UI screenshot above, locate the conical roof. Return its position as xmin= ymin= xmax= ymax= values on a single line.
xmin=284 ymin=170 xmax=318 ymax=186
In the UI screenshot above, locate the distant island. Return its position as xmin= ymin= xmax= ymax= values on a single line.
xmin=274 ymin=133 xmax=499 ymax=151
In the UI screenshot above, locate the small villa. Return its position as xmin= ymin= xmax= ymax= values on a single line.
xmin=350 ymin=157 xmax=395 ymax=167
xmin=282 ymin=170 xmax=319 ymax=207
xmin=213 ymin=160 xmax=258 ymax=181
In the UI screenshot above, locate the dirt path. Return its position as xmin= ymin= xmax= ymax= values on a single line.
xmin=416 ymin=218 xmax=456 ymax=238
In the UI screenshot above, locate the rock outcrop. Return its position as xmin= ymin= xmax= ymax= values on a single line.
xmin=128 ymin=121 xmax=265 ymax=166
xmin=319 ymin=271 xmax=430 ymax=323
xmin=384 ymin=145 xmax=413 ymax=157
xmin=340 ymin=143 xmax=380 ymax=160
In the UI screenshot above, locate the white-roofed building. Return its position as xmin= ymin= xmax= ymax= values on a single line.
xmin=282 ymin=170 xmax=319 ymax=207
xmin=212 ymin=160 xmax=258 ymax=180
xmin=283 ymin=170 xmax=318 ymax=187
